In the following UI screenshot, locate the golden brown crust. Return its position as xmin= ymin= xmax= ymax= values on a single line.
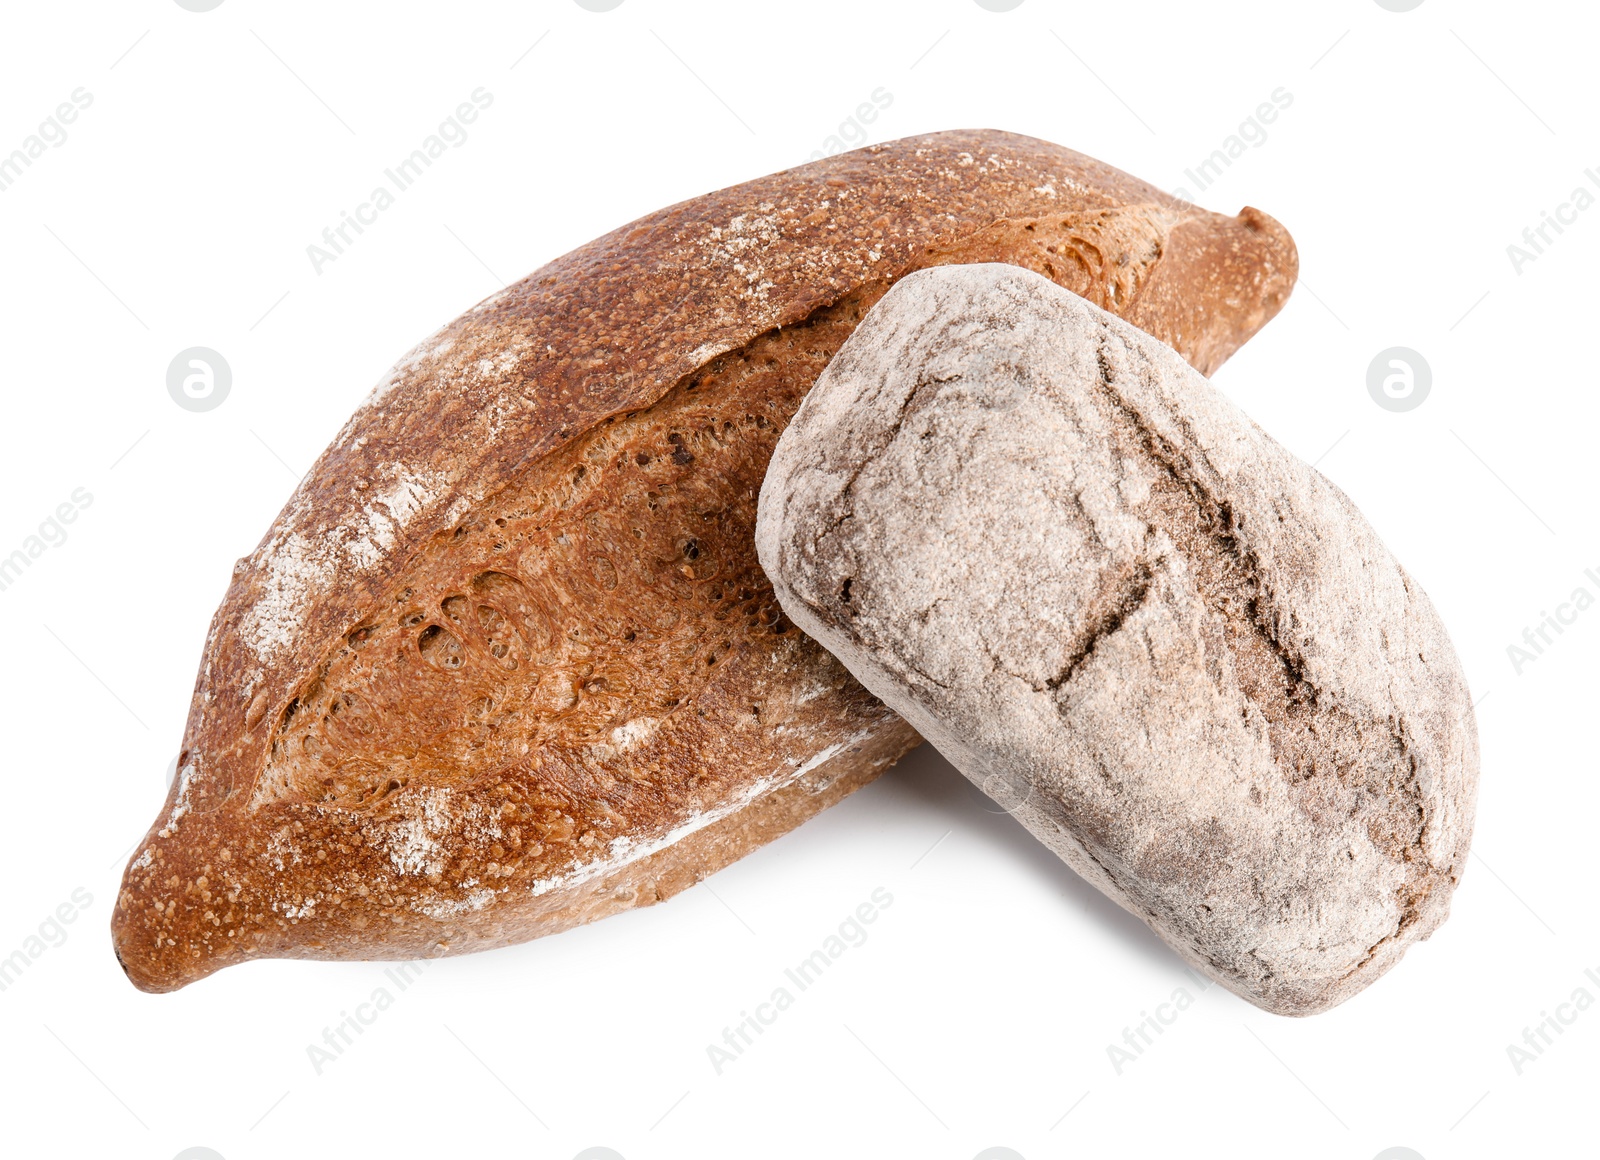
xmin=111 ymin=130 xmax=1297 ymax=992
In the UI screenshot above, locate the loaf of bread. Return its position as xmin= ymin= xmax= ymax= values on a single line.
xmin=111 ymin=130 xmax=1298 ymax=991
xmin=757 ymin=264 xmax=1477 ymax=1015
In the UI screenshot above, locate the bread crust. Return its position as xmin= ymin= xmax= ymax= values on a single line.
xmin=112 ymin=130 xmax=1297 ymax=992
xmin=756 ymin=265 xmax=1475 ymax=1015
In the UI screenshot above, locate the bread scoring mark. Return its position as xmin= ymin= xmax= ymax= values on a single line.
xmin=241 ymin=214 xmax=1201 ymax=888
xmin=247 ymin=291 xmax=888 ymax=813
xmin=236 ymin=175 xmax=1215 ymax=728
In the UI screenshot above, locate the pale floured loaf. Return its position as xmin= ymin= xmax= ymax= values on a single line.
xmin=756 ymin=264 xmax=1476 ymax=1016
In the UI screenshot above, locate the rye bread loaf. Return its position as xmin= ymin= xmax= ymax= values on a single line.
xmin=756 ymin=264 xmax=1477 ymax=1016
xmin=111 ymin=131 xmax=1298 ymax=992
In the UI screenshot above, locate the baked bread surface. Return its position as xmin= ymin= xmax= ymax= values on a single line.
xmin=756 ymin=265 xmax=1474 ymax=1015
xmin=112 ymin=130 xmax=1297 ymax=991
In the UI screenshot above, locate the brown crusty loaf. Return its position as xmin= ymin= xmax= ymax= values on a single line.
xmin=111 ymin=130 xmax=1298 ymax=992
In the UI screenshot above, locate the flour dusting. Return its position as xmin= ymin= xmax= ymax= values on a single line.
xmin=607 ymin=717 xmax=660 ymax=752
xmin=339 ymin=463 xmax=452 ymax=584
xmin=239 ymin=531 xmax=331 ymax=665
xmin=698 ymin=212 xmax=782 ymax=304
xmin=383 ymin=787 xmax=457 ymax=878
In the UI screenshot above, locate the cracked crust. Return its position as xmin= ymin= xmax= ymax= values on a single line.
xmin=757 ymin=264 xmax=1477 ymax=1016
xmin=112 ymin=132 xmax=1298 ymax=993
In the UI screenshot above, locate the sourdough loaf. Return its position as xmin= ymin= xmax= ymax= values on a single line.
xmin=756 ymin=265 xmax=1476 ymax=1015
xmin=112 ymin=131 xmax=1298 ymax=991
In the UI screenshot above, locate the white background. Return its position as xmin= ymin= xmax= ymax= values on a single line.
xmin=0 ymin=1 xmax=1594 ymax=1157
